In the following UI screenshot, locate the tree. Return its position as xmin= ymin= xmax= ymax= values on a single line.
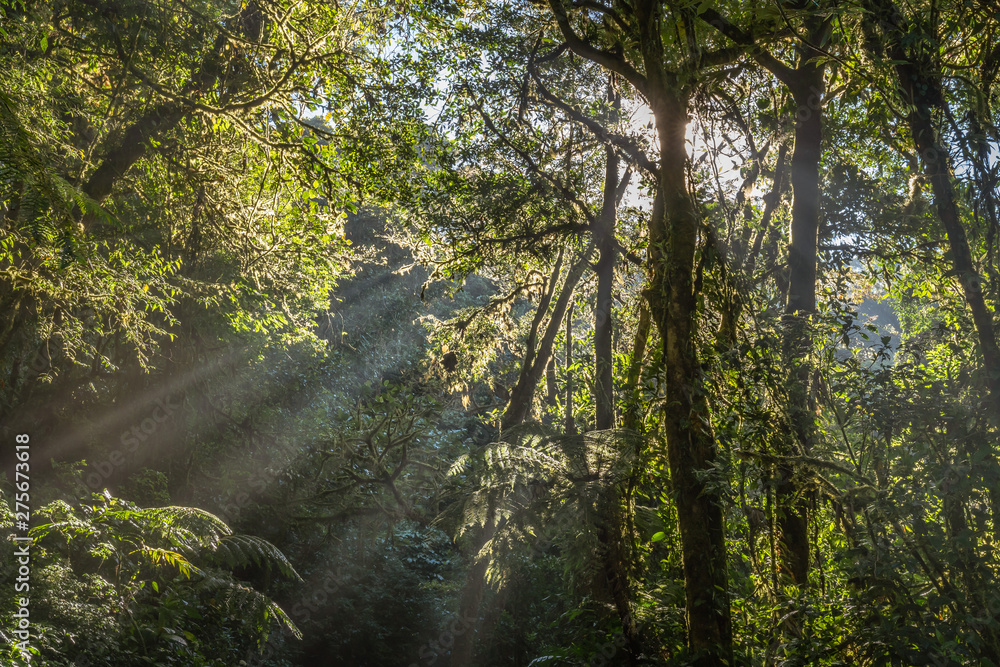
xmin=539 ymin=0 xmax=744 ymax=660
xmin=0 ymin=0 xmax=433 ymax=449
xmin=702 ymin=1 xmax=838 ymax=590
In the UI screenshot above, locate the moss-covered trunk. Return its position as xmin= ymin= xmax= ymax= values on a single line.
xmin=647 ymin=89 xmax=733 ymax=666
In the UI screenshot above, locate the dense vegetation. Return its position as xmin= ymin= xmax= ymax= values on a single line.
xmin=3 ymin=0 xmax=1000 ymax=664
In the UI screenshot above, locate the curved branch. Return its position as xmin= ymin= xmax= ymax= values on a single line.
xmin=546 ymin=0 xmax=652 ymax=101
xmin=570 ymin=0 xmax=630 ymax=33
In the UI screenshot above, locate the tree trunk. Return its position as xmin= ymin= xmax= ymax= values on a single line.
xmin=594 ymin=79 xmax=621 ymax=432
xmin=863 ymin=0 xmax=1000 ymax=553
xmin=589 ymin=106 xmax=639 ymax=659
xmin=501 ymin=244 xmax=593 ymax=431
xmin=623 ymin=303 xmax=650 ymax=432
xmin=646 ymin=89 xmax=733 ymax=666
xmin=565 ymin=301 xmax=576 ymax=435
xmin=548 ymin=0 xmax=734 ymax=658
xmin=545 ymin=355 xmax=558 ymax=408
xmin=460 ymin=245 xmax=590 ymax=666
xmin=500 ymin=249 xmax=564 ymax=428
xmin=81 ymin=103 xmax=185 ymax=208
xmin=863 ymin=0 xmax=1000 ymax=402
xmin=596 ymin=489 xmax=640 ymax=665
xmin=79 ymin=25 xmax=233 ymax=226
xmin=594 ymin=143 xmax=618 ymax=431
xmin=775 ymin=18 xmax=830 ymax=588
xmin=744 ymin=144 xmax=788 ymax=280
xmin=860 ymin=0 xmax=1000 ymax=657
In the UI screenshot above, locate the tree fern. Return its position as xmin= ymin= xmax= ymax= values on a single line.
xmin=28 ymin=492 xmax=302 ymax=649
xmin=210 ymin=534 xmax=301 ymax=580
xmin=196 ymin=574 xmax=303 ymax=642
xmin=452 ymin=424 xmax=642 ymax=590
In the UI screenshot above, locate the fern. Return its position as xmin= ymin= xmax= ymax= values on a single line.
xmin=455 ymin=424 xmax=643 ymax=590
xmin=29 ymin=492 xmax=302 ymax=646
xmin=132 ymin=546 xmax=205 ymax=579
xmin=210 ymin=534 xmax=302 ymax=581
xmin=197 ymin=574 xmax=303 ymax=641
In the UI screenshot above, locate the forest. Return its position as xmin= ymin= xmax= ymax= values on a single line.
xmin=1 ymin=0 xmax=1000 ymax=664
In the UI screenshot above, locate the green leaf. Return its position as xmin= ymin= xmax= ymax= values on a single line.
xmin=651 ymin=531 xmax=666 ymax=543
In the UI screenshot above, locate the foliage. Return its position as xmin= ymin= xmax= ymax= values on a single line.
xmin=4 ymin=0 xmax=1000 ymax=665
xmin=1 ymin=490 xmax=300 ymax=665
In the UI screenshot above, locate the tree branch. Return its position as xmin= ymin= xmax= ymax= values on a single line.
xmin=530 ymin=74 xmax=659 ymax=177
xmin=471 ymin=95 xmax=597 ymax=226
xmin=546 ymin=0 xmax=652 ymax=101
xmin=698 ymin=8 xmax=798 ymax=85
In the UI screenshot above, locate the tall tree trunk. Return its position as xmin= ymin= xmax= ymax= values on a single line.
xmin=617 ymin=302 xmax=651 ymax=659
xmin=646 ymin=89 xmax=733 ymax=666
xmin=623 ymin=303 xmax=650 ymax=432
xmin=565 ymin=302 xmax=576 ymax=435
xmin=545 ymin=355 xmax=558 ymax=408
xmin=594 ymin=142 xmax=618 ymax=431
xmin=458 ymin=245 xmax=591 ymax=666
xmin=864 ymin=0 xmax=1000 ymax=541
xmin=860 ymin=0 xmax=1000 ymax=657
xmin=594 ymin=79 xmax=621 ymax=432
xmin=863 ymin=0 xmax=1000 ymax=405
xmin=775 ymin=17 xmax=831 ymax=589
xmin=696 ymin=27 xmax=827 ymax=557
xmin=548 ymin=0 xmax=735 ymax=658
xmin=589 ymin=105 xmax=639 ymax=659
xmin=596 ymin=487 xmax=640 ymax=665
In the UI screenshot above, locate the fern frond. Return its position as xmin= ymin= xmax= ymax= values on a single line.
xmin=210 ymin=534 xmax=302 ymax=581
xmin=197 ymin=574 xmax=302 ymax=640
xmin=446 ymin=453 xmax=472 ymax=478
xmin=135 ymin=506 xmax=235 ymax=550
xmin=132 ymin=546 xmax=206 ymax=579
